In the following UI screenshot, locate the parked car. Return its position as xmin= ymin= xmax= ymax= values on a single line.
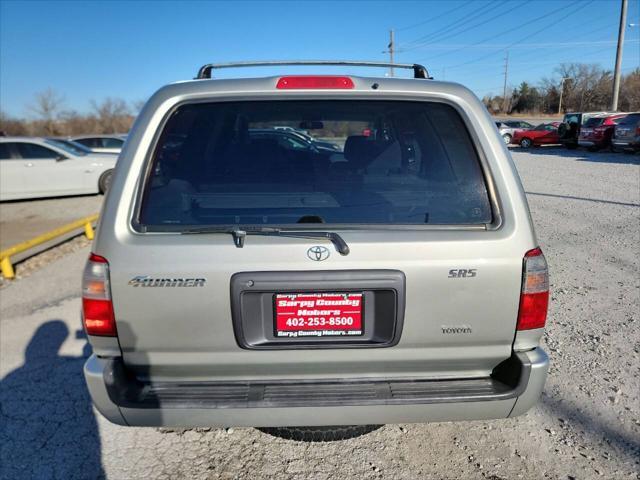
xmin=495 ymin=120 xmax=534 ymax=145
xmin=557 ymin=112 xmax=612 ymax=149
xmin=82 ymin=61 xmax=549 ymax=442
xmin=0 ymin=137 xmax=117 ymax=201
xmin=71 ymin=134 xmax=127 ymax=154
xmin=251 ymin=128 xmax=342 ymax=154
xmin=512 ymin=122 xmax=561 ymax=148
xmin=46 ymin=137 xmax=107 ymax=155
xmin=578 ymin=113 xmax=627 ymax=151
xmin=612 ymin=112 xmax=640 ymax=153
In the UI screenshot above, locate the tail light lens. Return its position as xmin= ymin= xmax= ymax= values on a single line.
xmin=82 ymin=253 xmax=116 ymax=336
xmin=517 ymin=247 xmax=549 ymax=331
xmin=636 ymin=126 xmax=640 ymax=136
xmin=276 ymin=76 xmax=354 ymax=89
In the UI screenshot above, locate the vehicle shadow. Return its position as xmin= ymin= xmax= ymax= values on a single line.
xmin=509 ymin=145 xmax=640 ymax=165
xmin=539 ymin=392 xmax=640 ymax=466
xmin=0 ymin=320 xmax=105 ymax=479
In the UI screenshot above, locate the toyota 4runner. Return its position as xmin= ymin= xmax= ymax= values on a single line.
xmin=83 ymin=61 xmax=549 ymax=441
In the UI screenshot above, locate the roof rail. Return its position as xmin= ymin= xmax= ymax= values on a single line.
xmin=195 ymin=60 xmax=432 ymax=80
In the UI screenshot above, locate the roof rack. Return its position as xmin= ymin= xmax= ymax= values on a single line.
xmin=195 ymin=60 xmax=432 ymax=80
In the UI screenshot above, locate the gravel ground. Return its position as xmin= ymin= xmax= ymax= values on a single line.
xmin=0 ymin=148 xmax=638 ymax=479
xmin=0 ymin=194 xmax=102 ymax=250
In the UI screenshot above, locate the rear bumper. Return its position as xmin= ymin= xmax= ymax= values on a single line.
xmin=84 ymin=348 xmax=549 ymax=427
xmin=578 ymin=139 xmax=608 ymax=148
xmin=612 ymin=139 xmax=639 ymax=149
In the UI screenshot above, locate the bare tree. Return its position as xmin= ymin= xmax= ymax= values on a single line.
xmin=90 ymin=97 xmax=130 ymax=133
xmin=131 ymin=99 xmax=146 ymax=113
xmin=27 ymin=88 xmax=65 ymax=135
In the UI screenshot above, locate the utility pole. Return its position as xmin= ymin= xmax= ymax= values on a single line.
xmin=502 ymin=51 xmax=509 ymax=113
xmin=558 ymin=77 xmax=570 ymax=115
xmin=388 ymin=29 xmax=395 ymax=77
xmin=611 ymin=0 xmax=628 ymax=111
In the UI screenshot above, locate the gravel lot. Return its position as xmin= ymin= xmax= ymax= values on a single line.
xmin=0 ymin=194 xmax=102 ymax=250
xmin=0 ymin=148 xmax=638 ymax=479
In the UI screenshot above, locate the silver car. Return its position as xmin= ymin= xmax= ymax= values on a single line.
xmin=71 ymin=134 xmax=127 ymax=154
xmin=495 ymin=120 xmax=534 ymax=145
xmin=82 ymin=61 xmax=549 ymax=441
xmin=0 ymin=137 xmax=117 ymax=201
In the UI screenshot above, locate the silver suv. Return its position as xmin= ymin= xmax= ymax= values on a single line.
xmin=83 ymin=61 xmax=549 ymax=441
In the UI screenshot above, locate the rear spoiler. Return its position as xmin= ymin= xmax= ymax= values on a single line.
xmin=195 ymin=60 xmax=432 ymax=80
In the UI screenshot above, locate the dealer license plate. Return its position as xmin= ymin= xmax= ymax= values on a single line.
xmin=274 ymin=293 xmax=364 ymax=338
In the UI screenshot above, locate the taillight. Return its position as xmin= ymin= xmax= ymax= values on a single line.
xmin=82 ymin=253 xmax=117 ymax=336
xmin=517 ymin=247 xmax=549 ymax=331
xmin=276 ymin=76 xmax=354 ymax=89
xmin=636 ymin=126 xmax=640 ymax=136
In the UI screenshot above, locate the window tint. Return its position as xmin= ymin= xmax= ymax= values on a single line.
xmin=618 ymin=114 xmax=640 ymax=125
xmin=45 ymin=139 xmax=87 ymax=156
xmin=101 ymin=137 xmax=124 ymax=148
xmin=139 ymin=101 xmax=492 ymax=228
xmin=564 ymin=114 xmax=579 ymax=124
xmin=0 ymin=143 xmax=13 ymax=159
xmin=76 ymin=137 xmax=104 ymax=148
xmin=15 ymin=143 xmax=59 ymax=159
xmin=583 ymin=118 xmax=605 ymax=128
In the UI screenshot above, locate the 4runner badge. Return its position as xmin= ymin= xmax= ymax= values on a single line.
xmin=307 ymin=246 xmax=330 ymax=261
xmin=128 ymin=276 xmax=206 ymax=287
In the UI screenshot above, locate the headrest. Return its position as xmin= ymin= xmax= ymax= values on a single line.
xmin=344 ymin=135 xmax=376 ymax=170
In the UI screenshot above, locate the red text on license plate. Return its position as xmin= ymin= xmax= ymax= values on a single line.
xmin=274 ymin=293 xmax=363 ymax=337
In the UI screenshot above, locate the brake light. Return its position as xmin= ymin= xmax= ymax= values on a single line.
xmin=82 ymin=253 xmax=117 ymax=336
xmin=636 ymin=126 xmax=640 ymax=136
xmin=517 ymin=247 xmax=549 ymax=331
xmin=276 ymin=76 xmax=354 ymax=89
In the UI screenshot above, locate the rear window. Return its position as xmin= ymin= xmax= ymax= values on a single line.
xmin=583 ymin=117 xmax=605 ymax=128
xmin=138 ymin=100 xmax=492 ymax=228
xmin=618 ymin=113 xmax=640 ymax=125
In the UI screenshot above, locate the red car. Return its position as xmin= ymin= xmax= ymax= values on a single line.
xmin=513 ymin=122 xmax=561 ymax=148
xmin=578 ymin=114 xmax=627 ymax=151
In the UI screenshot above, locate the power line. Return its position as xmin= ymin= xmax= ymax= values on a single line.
xmin=444 ymin=0 xmax=594 ymax=70
xmin=398 ymin=0 xmax=500 ymax=50
xmin=395 ymin=1 xmax=475 ymax=32
xmin=446 ymin=38 xmax=640 ymax=73
xmin=416 ymin=0 xmax=583 ymax=63
xmin=407 ymin=23 xmax=618 ymax=52
xmin=398 ymin=0 xmax=515 ymax=53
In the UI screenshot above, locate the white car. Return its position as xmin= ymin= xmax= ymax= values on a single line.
xmin=70 ymin=134 xmax=127 ymax=154
xmin=0 ymin=137 xmax=117 ymax=201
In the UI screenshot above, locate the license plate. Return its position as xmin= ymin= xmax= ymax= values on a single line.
xmin=274 ymin=293 xmax=364 ymax=338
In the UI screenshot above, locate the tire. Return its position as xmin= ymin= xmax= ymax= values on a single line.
xmin=557 ymin=123 xmax=569 ymax=138
xmin=502 ymin=133 xmax=512 ymax=145
xmin=520 ymin=138 xmax=533 ymax=149
xmin=587 ymin=146 xmax=599 ymax=152
xmin=565 ymin=144 xmax=578 ymax=150
xmin=258 ymin=425 xmax=382 ymax=442
xmin=98 ymin=169 xmax=113 ymax=194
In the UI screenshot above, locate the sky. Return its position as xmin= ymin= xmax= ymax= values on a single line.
xmin=1 ymin=0 xmax=639 ymax=117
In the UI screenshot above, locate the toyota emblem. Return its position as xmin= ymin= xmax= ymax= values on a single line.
xmin=307 ymin=246 xmax=330 ymax=261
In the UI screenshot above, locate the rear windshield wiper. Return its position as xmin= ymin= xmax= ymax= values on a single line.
xmin=182 ymin=227 xmax=350 ymax=255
